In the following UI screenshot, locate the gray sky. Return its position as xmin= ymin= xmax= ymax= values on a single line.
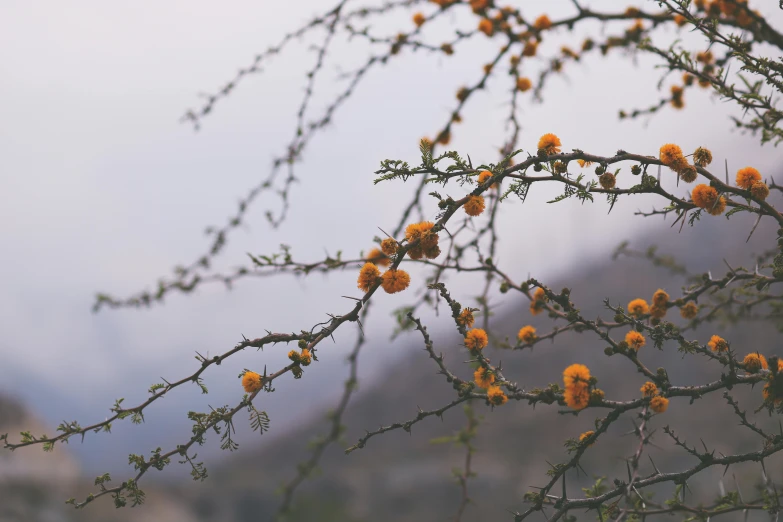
xmin=1 ymin=0 xmax=781 ymax=475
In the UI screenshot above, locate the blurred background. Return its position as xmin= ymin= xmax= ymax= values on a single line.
xmin=1 ymin=0 xmax=782 ymax=520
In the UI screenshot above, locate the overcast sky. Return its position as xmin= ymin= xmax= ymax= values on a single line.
xmin=1 ymin=0 xmax=781 ymax=475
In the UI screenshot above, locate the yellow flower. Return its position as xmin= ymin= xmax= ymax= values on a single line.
xmin=743 ymin=353 xmax=768 ymax=373
xmin=241 ymin=371 xmax=263 ymax=393
xmin=590 ymin=389 xmax=605 ymax=404
xmin=464 ymin=195 xmax=486 ymax=216
xmin=474 ymin=367 xmax=495 ymax=388
xmin=366 ymin=247 xmax=390 ymax=267
xmin=487 ymin=385 xmax=508 ymax=406
xmin=680 ymin=302 xmax=699 ymax=319
xmin=357 ymin=262 xmax=381 ymax=292
xmin=457 ymin=309 xmax=475 ymax=329
xmin=650 ymin=396 xmax=669 ymax=413
xmin=625 ymin=331 xmax=646 ymax=351
xmin=640 ymin=381 xmax=658 ymax=397
xmin=707 ymin=335 xmax=728 ymax=352
xmin=300 ymin=348 xmax=312 ymax=366
xmin=518 ymin=325 xmax=537 ymax=344
xmin=627 ymin=298 xmax=649 ymax=318
xmin=380 ymin=268 xmax=411 ymax=294
xmin=564 ymin=384 xmax=590 ymax=410
xmin=577 ymin=159 xmax=593 ymax=168
xmin=288 ymin=350 xmax=301 ymax=362
xmin=465 ymin=328 xmax=489 ymax=351
xmin=537 ymin=133 xmax=561 ymax=154
xmin=563 ymin=363 xmax=591 ymax=387
xmin=736 ymin=167 xmax=761 ymax=190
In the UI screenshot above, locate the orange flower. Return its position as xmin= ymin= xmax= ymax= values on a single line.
xmin=487 ymin=385 xmax=508 ymax=406
xmin=625 ymin=331 xmax=646 ymax=351
xmin=538 ymin=133 xmax=561 ymax=154
xmin=300 ymin=348 xmax=312 ymax=366
xmin=579 ymin=430 xmax=595 ymax=445
xmin=743 ymin=353 xmax=768 ymax=373
xmin=366 ymin=247 xmax=390 ymax=267
xmin=241 ymin=371 xmax=263 ymax=393
xmin=650 ymin=396 xmax=669 ymax=413
xmin=564 ymin=384 xmax=590 ymax=410
xmin=652 ymin=289 xmax=669 ymax=307
xmin=679 ymin=164 xmax=698 ymax=183
xmin=478 ymin=170 xmax=498 ymax=189
xmin=650 ymin=305 xmax=667 ymax=319
xmin=691 ymin=184 xmax=725 ymax=215
xmin=380 ymin=268 xmax=410 ymax=294
xmin=357 ymin=262 xmax=381 ymax=292
xmin=464 ymin=195 xmax=486 ymax=216
xmin=405 ymin=221 xmax=440 ymax=259
xmin=659 ymin=143 xmax=684 ymax=166
xmin=577 ymin=159 xmax=593 ymax=168
xmin=412 ymin=12 xmax=426 ymax=27
xmin=627 ymin=298 xmax=649 ymax=318
xmin=696 ymin=50 xmax=714 ymax=64
xmin=680 ymin=302 xmax=699 ymax=319
xmin=533 ymin=14 xmax=552 ymax=30
xmin=522 ymin=40 xmax=538 ymax=57
xmin=640 ymin=381 xmax=658 ymax=397
xmin=751 ymin=181 xmax=770 ymax=200
xmin=693 ymin=147 xmax=712 ymax=167
xmin=516 ymin=77 xmax=532 ymax=92
xmin=381 ymin=237 xmax=398 ymax=256
xmin=518 ymin=325 xmax=537 ymax=344
xmin=707 ymin=335 xmax=728 ymax=352
xmin=563 ymin=364 xmax=591 ymax=387
xmin=762 ymin=359 xmax=783 ymax=404
xmin=457 ymin=308 xmax=475 ymax=328
xmin=465 ymin=328 xmax=489 ymax=351
xmin=736 ymin=167 xmax=761 ymax=190
xmin=599 ymin=173 xmax=616 ymax=190
xmin=478 ymin=18 xmax=494 ymax=36
xmin=530 ymin=287 xmax=547 ymax=316
xmin=670 ymin=85 xmax=685 ymax=109
xmin=470 ymin=0 xmax=489 ymax=12
xmin=474 ymin=367 xmax=495 ymax=388
xmin=674 ymin=14 xmax=687 ymax=26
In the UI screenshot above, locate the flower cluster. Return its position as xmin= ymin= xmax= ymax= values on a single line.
xmin=562 ymin=364 xmax=593 ymax=410
xmin=530 ymin=287 xmax=548 ymax=316
xmin=405 ymin=221 xmax=441 ymax=260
